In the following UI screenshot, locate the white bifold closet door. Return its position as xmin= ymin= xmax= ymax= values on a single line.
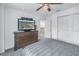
xmin=57 ymin=13 xmax=79 ymax=45
xmin=72 ymin=14 xmax=79 ymax=45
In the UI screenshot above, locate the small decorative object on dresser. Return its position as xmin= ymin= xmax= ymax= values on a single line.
xmin=14 ymin=31 xmax=38 ymax=50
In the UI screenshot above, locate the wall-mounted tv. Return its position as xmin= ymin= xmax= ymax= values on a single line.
xmin=18 ymin=19 xmax=35 ymax=31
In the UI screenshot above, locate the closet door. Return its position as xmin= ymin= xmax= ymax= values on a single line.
xmin=51 ymin=14 xmax=57 ymax=39
xmin=72 ymin=14 xmax=79 ymax=45
xmin=58 ymin=13 xmax=79 ymax=45
xmin=57 ymin=15 xmax=73 ymax=44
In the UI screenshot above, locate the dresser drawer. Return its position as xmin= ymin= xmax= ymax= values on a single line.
xmin=16 ymin=40 xmax=38 ymax=49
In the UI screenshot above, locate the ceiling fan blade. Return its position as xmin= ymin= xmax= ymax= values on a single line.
xmin=36 ymin=5 xmax=44 ymax=11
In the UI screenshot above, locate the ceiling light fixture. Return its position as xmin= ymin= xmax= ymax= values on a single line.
xmin=36 ymin=3 xmax=62 ymax=12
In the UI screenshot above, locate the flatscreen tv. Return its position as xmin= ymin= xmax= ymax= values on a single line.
xmin=18 ymin=19 xmax=35 ymax=31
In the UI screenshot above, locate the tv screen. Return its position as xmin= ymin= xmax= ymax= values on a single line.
xmin=18 ymin=19 xmax=35 ymax=31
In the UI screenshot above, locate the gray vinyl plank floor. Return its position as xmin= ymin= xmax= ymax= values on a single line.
xmin=0 ymin=39 xmax=79 ymax=56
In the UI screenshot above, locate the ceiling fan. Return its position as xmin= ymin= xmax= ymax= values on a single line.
xmin=36 ymin=3 xmax=62 ymax=12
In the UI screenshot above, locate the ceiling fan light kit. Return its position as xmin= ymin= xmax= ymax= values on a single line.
xmin=36 ymin=3 xmax=62 ymax=12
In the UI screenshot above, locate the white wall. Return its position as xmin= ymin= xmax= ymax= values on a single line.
xmin=0 ymin=5 xmax=40 ymax=51
xmin=0 ymin=5 xmax=5 ymax=53
xmin=4 ymin=7 xmax=40 ymax=50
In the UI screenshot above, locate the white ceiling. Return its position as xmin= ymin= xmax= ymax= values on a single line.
xmin=3 ymin=3 xmax=79 ymax=12
xmin=2 ymin=3 xmax=79 ymax=18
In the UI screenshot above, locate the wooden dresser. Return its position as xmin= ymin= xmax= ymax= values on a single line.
xmin=14 ymin=31 xmax=38 ymax=50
